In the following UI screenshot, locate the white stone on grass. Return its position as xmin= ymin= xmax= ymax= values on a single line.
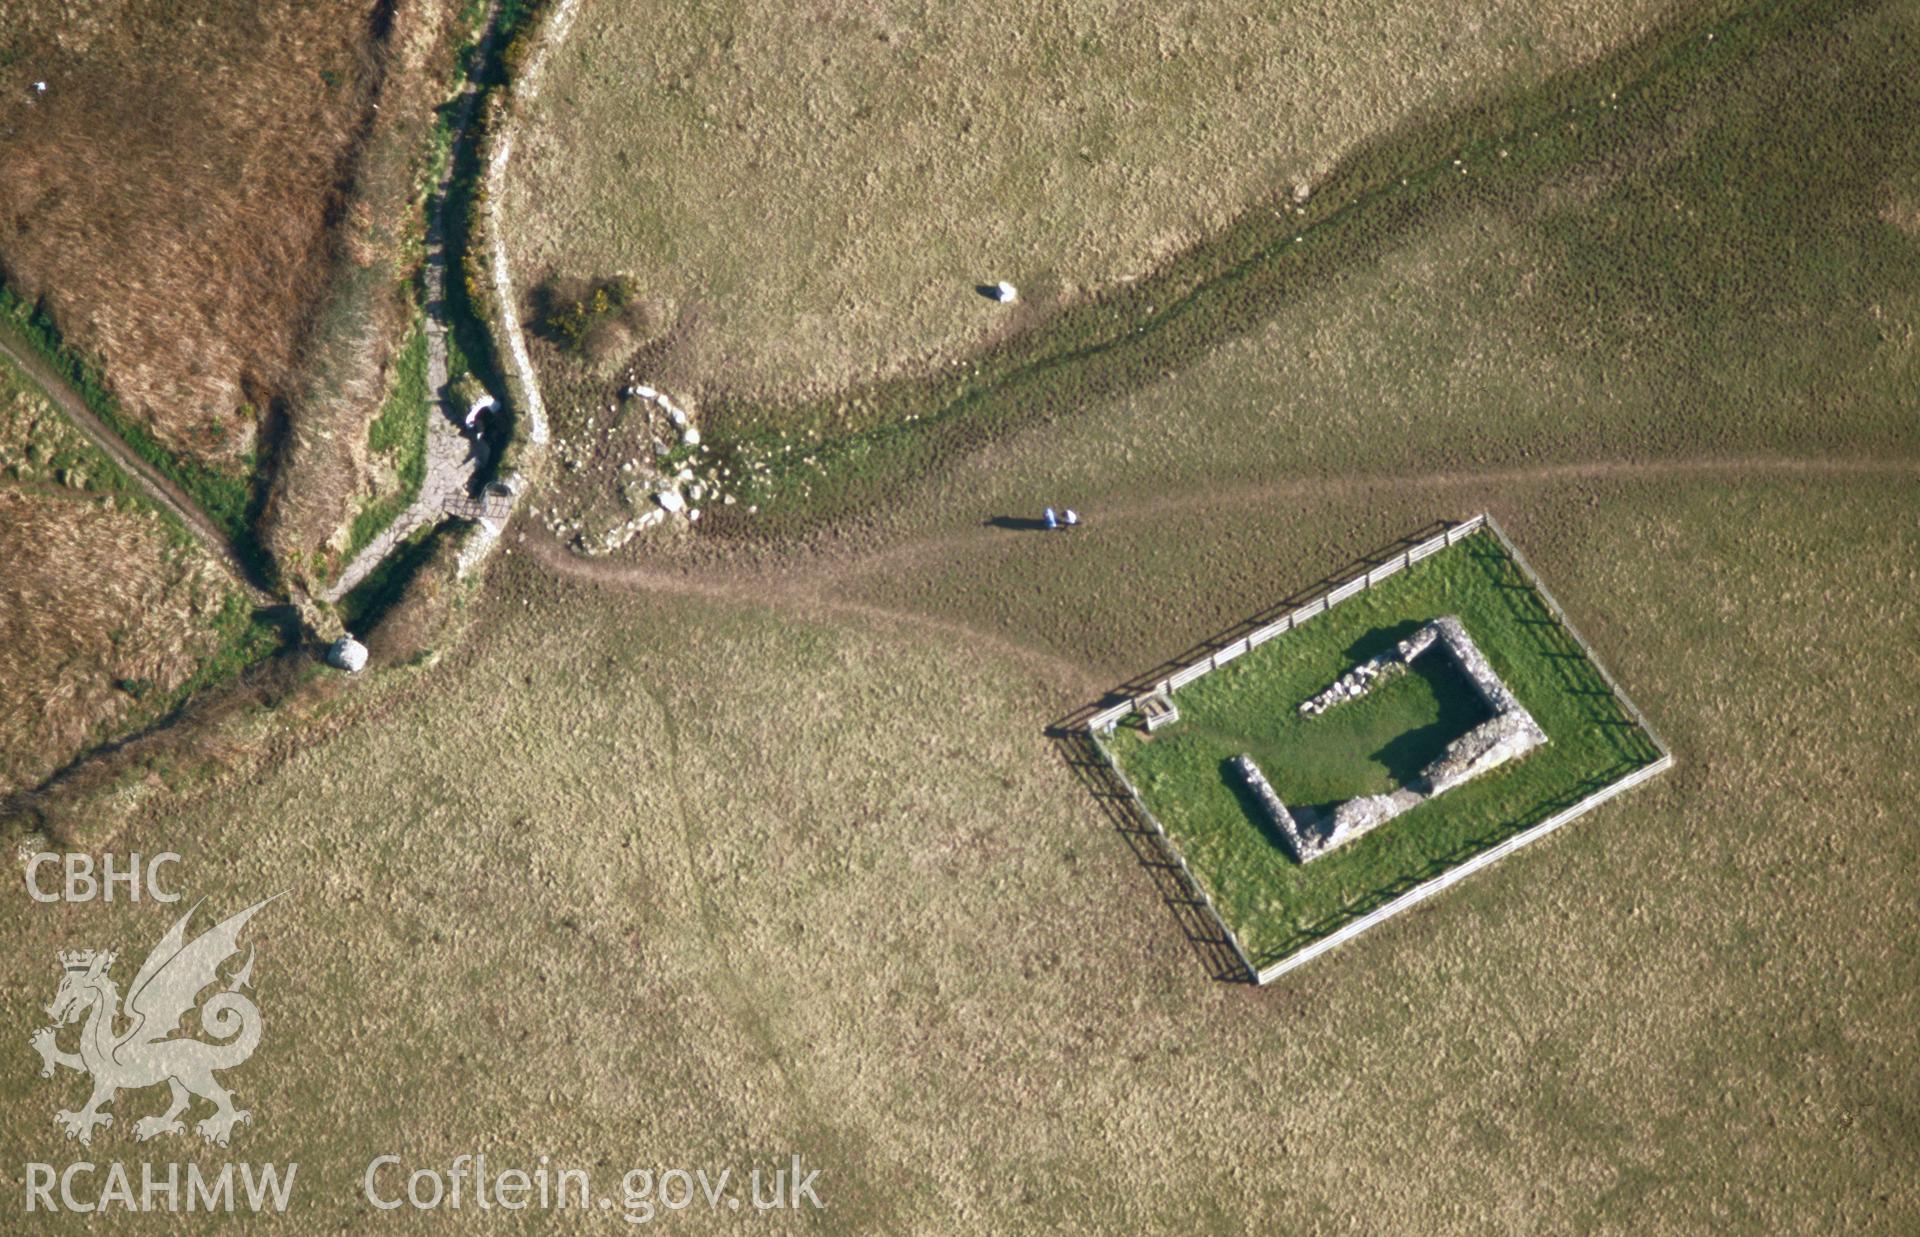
xmin=327 ymin=636 xmax=369 ymax=674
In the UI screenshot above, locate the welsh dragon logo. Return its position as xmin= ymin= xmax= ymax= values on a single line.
xmin=30 ymin=895 xmax=280 ymax=1147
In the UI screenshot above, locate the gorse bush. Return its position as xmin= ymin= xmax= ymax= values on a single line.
xmin=536 ymin=274 xmax=655 ymax=367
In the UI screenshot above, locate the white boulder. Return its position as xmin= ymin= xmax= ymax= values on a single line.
xmin=327 ymin=636 xmax=369 ymax=674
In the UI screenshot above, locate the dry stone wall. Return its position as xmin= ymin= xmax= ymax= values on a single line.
xmin=1232 ymin=755 xmax=1312 ymax=859
xmin=1254 ymin=615 xmax=1548 ymax=863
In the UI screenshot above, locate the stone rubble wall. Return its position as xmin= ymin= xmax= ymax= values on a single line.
xmin=1282 ymin=615 xmax=1550 ymax=863
xmin=1420 ymin=709 xmax=1547 ymax=796
xmin=1429 ymin=615 xmax=1521 ymax=715
xmin=1232 ymin=755 xmax=1316 ymax=862
xmin=1298 ymin=649 xmax=1408 ymax=715
xmin=1324 ymin=787 xmax=1426 ymax=850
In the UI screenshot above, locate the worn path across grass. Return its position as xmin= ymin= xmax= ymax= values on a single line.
xmin=524 ymin=451 xmax=1920 ymax=604
xmin=0 ymin=323 xmax=272 ymax=605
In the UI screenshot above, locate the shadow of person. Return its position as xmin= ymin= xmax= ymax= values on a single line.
xmin=984 ymin=516 xmax=1053 ymax=532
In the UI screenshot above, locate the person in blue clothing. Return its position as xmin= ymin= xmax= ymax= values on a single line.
xmin=1043 ymin=507 xmax=1058 ymax=530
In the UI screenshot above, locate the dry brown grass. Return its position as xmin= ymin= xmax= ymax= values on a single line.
xmin=0 ymin=6 xmax=1913 ymax=1225
xmin=0 ymin=357 xmax=260 ymax=799
xmin=260 ymin=0 xmax=460 ymax=580
xmin=505 ymin=0 xmax=1714 ymax=406
xmin=0 ymin=0 xmax=394 ymax=468
xmin=0 ymin=489 xmax=231 ymax=797
xmin=2 ymin=474 xmax=1911 ymax=1230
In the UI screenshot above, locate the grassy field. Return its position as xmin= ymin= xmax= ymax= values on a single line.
xmin=0 ymin=0 xmax=481 ymax=595
xmin=2 ymin=476 xmax=1911 ymax=1229
xmin=503 ymin=0 xmax=1713 ymax=411
xmin=1105 ymin=530 xmax=1663 ymax=963
xmin=513 ymin=0 xmax=1917 ymax=549
xmin=0 ymin=357 xmax=278 ymax=799
xmin=0 ymin=0 xmax=1915 ymax=1227
xmin=0 ymin=296 xmax=261 ymax=544
xmin=0 ymin=0 xmax=523 ymax=813
xmin=0 ymin=0 xmax=394 ymax=469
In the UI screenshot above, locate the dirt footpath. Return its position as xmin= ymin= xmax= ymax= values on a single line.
xmin=0 ymin=324 xmax=272 ymax=604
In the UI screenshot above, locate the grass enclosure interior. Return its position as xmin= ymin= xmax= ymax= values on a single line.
xmin=1191 ymin=637 xmax=1495 ymax=808
xmin=1105 ymin=529 xmax=1663 ymax=964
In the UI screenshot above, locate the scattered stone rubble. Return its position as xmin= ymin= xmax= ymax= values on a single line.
xmin=1299 ymin=648 xmax=1408 ymax=715
xmin=539 ymin=378 xmax=744 ymax=555
xmin=1245 ymin=616 xmax=1548 ymax=863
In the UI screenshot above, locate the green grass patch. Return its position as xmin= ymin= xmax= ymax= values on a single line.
xmin=1 ymin=356 xmax=140 ymax=498
xmin=1205 ymin=650 xmax=1495 ymax=808
xmin=341 ymin=317 xmax=431 ymax=566
xmin=175 ymin=593 xmax=290 ymax=701
xmin=1104 ymin=529 xmax=1662 ymax=965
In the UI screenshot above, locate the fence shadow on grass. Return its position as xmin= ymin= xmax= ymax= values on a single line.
xmin=1082 ymin=519 xmax=1457 ymax=719
xmin=1466 ymin=538 xmax=1663 ymax=761
xmin=1048 ymin=727 xmax=1253 ymax=984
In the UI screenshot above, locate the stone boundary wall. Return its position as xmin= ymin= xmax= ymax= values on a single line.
xmin=1429 ymin=616 xmax=1520 ymax=715
xmin=1231 ymin=755 xmax=1317 ymax=862
xmin=470 ymin=0 xmax=584 ymax=460
xmin=1281 ymin=615 xmax=1551 ymax=862
xmin=1084 ymin=514 xmax=1675 ymax=983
